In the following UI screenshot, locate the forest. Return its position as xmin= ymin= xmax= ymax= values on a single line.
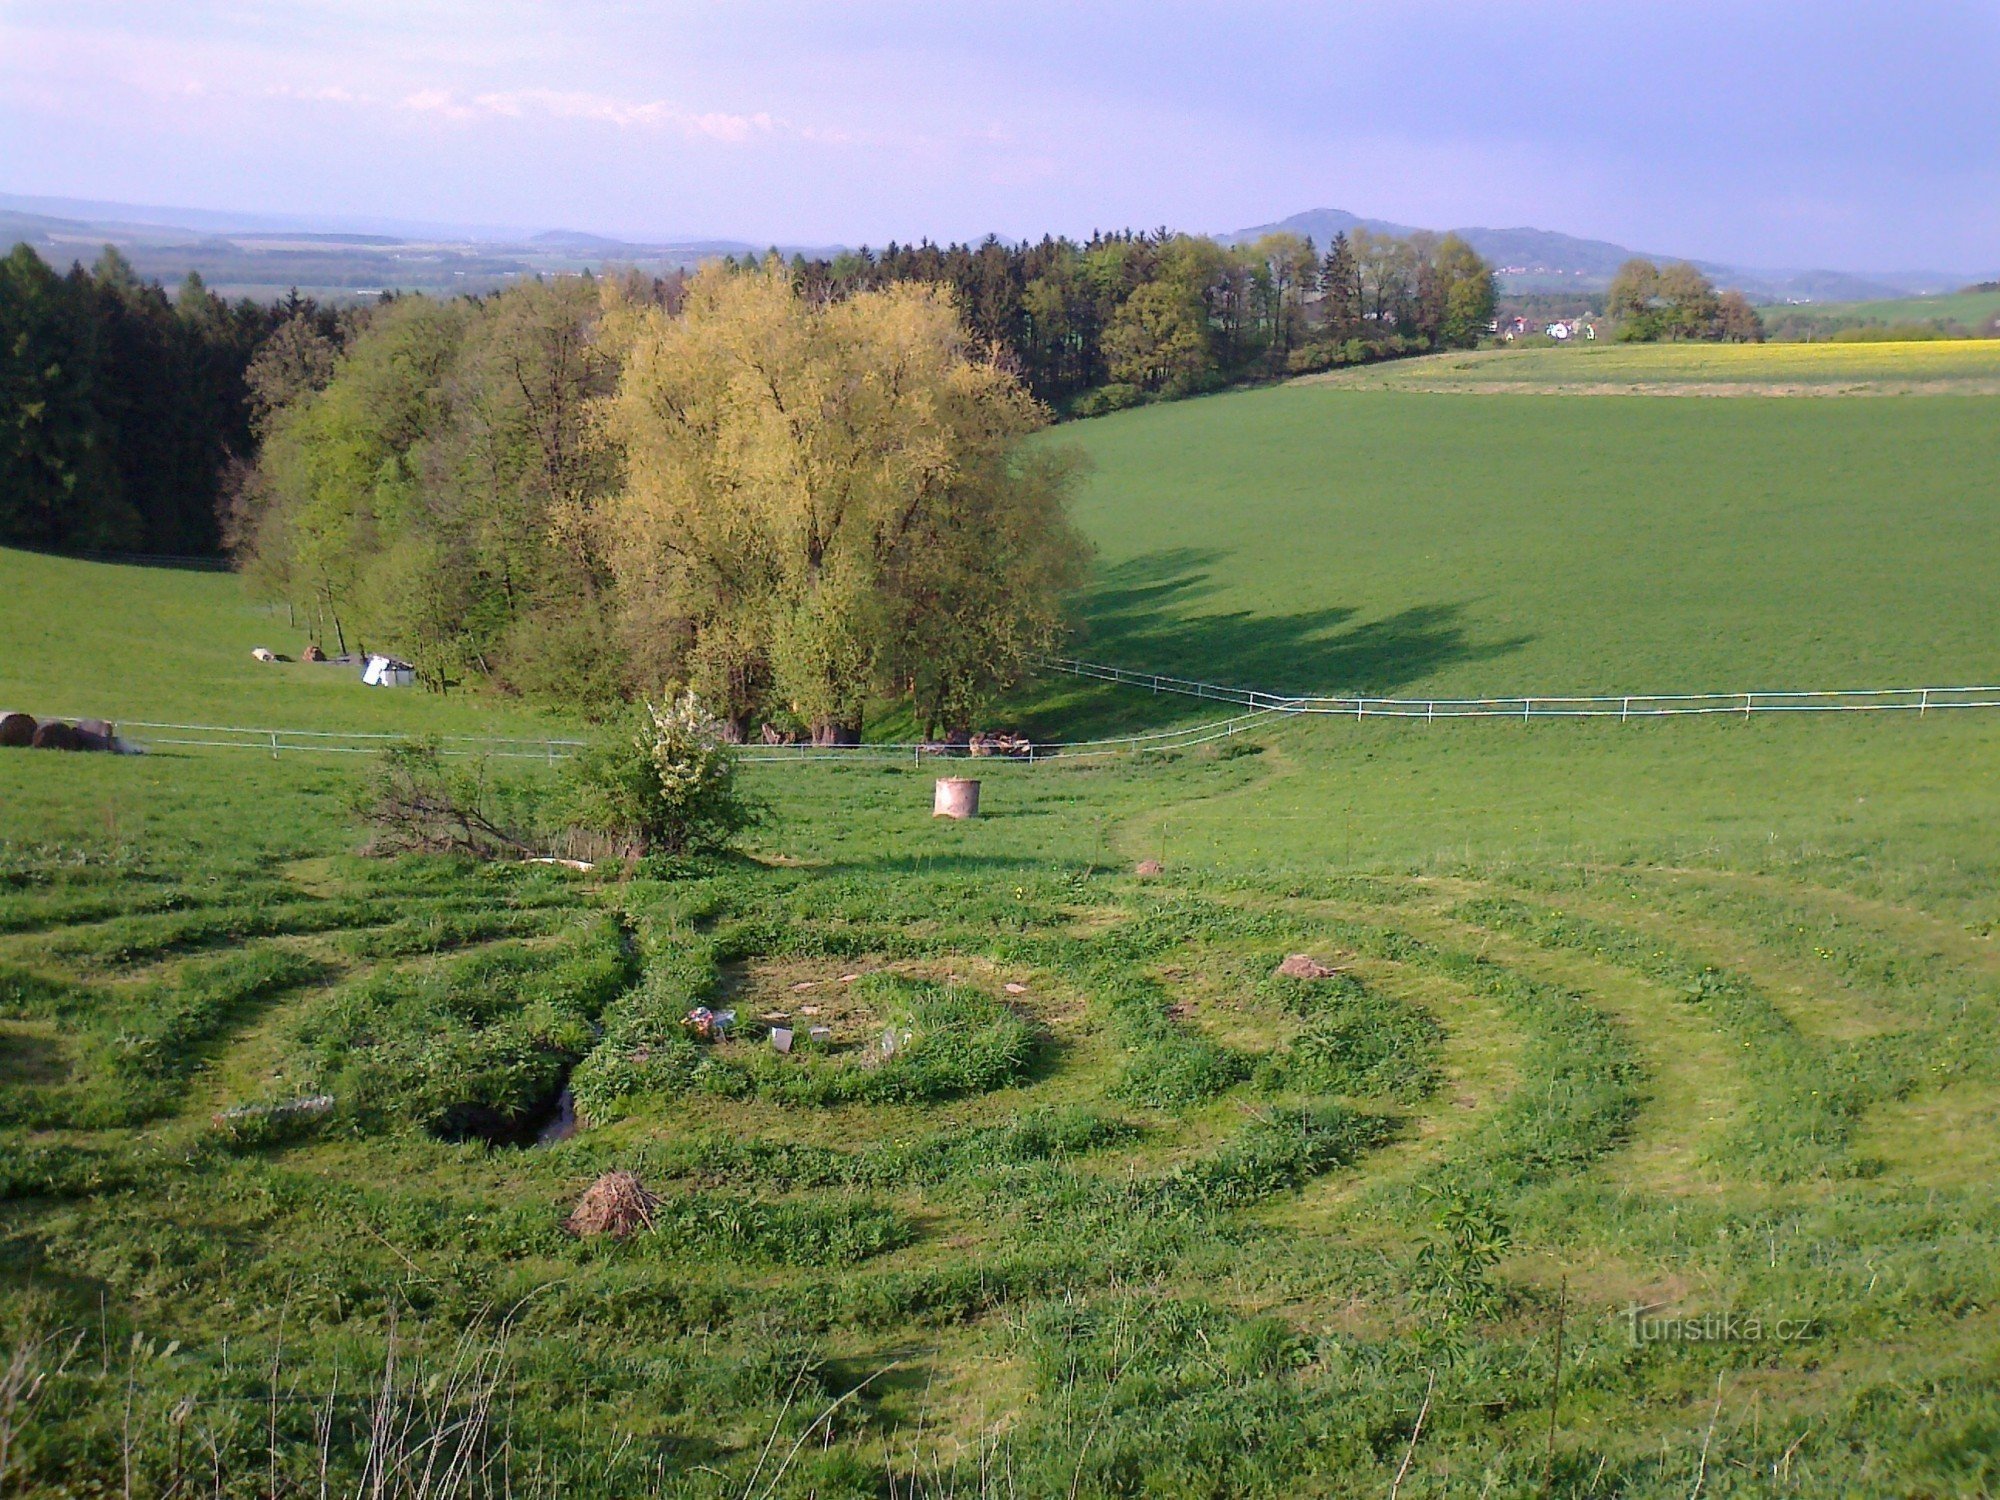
xmin=0 ymin=227 xmax=1494 ymax=565
xmin=0 ymin=244 xmax=340 ymax=555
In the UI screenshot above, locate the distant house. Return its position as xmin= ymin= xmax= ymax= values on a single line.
xmin=361 ymin=655 xmax=415 ymax=687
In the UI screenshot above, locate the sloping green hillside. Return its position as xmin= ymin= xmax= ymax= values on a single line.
xmin=0 ymin=547 xmax=568 ymax=736
xmin=1766 ymin=286 xmax=2000 ymax=328
xmin=7 ymin=359 xmax=2000 ymax=1495
xmin=1056 ymin=382 xmax=2000 ymax=704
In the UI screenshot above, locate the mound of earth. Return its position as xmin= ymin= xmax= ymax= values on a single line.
xmin=1276 ymin=953 xmax=1339 ymax=979
xmin=567 ymin=1171 xmax=659 ymax=1239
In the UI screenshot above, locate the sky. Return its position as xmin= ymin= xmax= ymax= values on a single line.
xmin=3 ymin=1 xmax=1997 ymax=272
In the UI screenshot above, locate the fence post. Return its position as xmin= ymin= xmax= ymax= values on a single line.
xmin=1524 ymin=698 xmax=1532 ymax=722
xmin=1743 ymin=692 xmax=1753 ymax=719
xmin=1920 ymin=688 xmax=1929 ymax=716
xmin=269 ymin=731 xmax=280 ymax=760
xmin=1621 ymin=697 xmax=1630 ymax=723
xmin=1427 ymin=700 xmax=1434 ymax=724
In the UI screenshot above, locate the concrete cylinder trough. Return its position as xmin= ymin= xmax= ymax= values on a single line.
xmin=933 ymin=777 xmax=981 ymax=819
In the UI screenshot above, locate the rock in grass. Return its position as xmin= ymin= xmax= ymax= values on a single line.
xmin=1276 ymin=953 xmax=1339 ymax=980
xmin=214 ymin=1094 xmax=334 ymax=1126
xmin=566 ymin=1171 xmax=660 ymax=1239
xmin=1135 ymin=859 xmax=1164 ymax=877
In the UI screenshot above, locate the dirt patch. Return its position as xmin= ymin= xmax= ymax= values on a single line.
xmin=1275 ymin=953 xmax=1342 ymax=979
xmin=0 ymin=1021 xmax=67 ymax=1086
xmin=1059 ymin=905 xmax=1133 ymax=938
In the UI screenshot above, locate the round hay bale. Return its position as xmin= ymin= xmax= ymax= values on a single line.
xmin=0 ymin=712 xmax=35 ymax=748
xmin=302 ymin=644 xmax=326 ymax=663
xmin=73 ymin=718 xmax=114 ymax=751
xmin=566 ymin=1171 xmax=660 ymax=1239
xmin=30 ymin=721 xmax=82 ymax=752
xmin=933 ymin=777 xmax=981 ymax=819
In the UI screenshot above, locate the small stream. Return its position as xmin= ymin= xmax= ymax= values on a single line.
xmin=534 ymin=1086 xmax=579 ymax=1146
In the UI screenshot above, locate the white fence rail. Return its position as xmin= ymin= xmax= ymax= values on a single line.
xmin=1037 ymin=657 xmax=2000 ymax=721
xmin=97 ymin=721 xmax=587 ymax=762
xmin=83 ymin=709 xmax=1286 ymax=766
xmin=64 ymin=663 xmax=2000 ymax=769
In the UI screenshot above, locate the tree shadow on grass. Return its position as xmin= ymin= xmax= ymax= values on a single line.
xmin=1013 ymin=548 xmax=1531 ymax=739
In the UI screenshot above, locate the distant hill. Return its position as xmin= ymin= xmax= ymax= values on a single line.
xmin=1223 ymin=207 xmax=1972 ymax=302
xmin=2 ymin=190 xmax=1981 ymax=307
xmin=0 ymin=194 xmax=842 ymax=302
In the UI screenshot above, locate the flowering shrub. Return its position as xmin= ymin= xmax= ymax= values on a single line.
xmin=565 ymin=691 xmax=759 ymax=857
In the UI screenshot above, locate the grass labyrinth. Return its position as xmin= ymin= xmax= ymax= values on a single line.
xmin=7 ymin=844 xmax=2000 ymax=1494
xmin=4 ymin=345 xmax=2000 ymax=1495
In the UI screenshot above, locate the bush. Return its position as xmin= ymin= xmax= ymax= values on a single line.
xmin=1067 ymin=382 xmax=1146 ymax=418
xmin=492 ymin=603 xmax=630 ymax=717
xmin=563 ymin=693 xmax=759 ymax=857
xmin=355 ymin=740 xmax=536 ymax=858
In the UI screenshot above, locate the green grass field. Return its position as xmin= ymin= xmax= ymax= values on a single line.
xmin=1046 ymin=380 xmax=2000 ymax=706
xmin=0 ymin=548 xmax=570 ymax=738
xmin=5 ymin=340 xmax=2000 ymax=1496
xmin=1761 ymin=287 xmax=2000 ymax=331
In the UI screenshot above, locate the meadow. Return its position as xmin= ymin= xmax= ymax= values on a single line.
xmin=1042 ymin=376 xmax=2000 ymax=713
xmin=1758 ymin=287 xmax=2000 ymax=333
xmin=4 ymin=340 xmax=2000 ymax=1497
xmin=0 ymin=548 xmax=568 ymax=739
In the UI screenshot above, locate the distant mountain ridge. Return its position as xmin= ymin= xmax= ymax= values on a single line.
xmin=2 ymin=190 xmax=1983 ymax=306
xmin=1224 ymin=207 xmax=1974 ymax=302
xmin=0 ymin=193 xmax=842 ymax=301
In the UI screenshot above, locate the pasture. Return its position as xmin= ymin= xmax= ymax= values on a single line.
xmin=1760 ymin=287 xmax=2000 ymax=332
xmin=1044 ymin=380 xmax=2000 ymax=713
xmin=4 ymin=341 xmax=2000 ymax=1497
xmin=0 ymin=547 xmax=568 ymax=738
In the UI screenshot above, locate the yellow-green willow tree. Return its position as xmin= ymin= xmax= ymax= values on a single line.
xmin=601 ymin=262 xmax=1090 ymax=743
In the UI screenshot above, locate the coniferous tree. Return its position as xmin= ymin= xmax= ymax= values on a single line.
xmin=1320 ymin=233 xmax=1363 ymax=343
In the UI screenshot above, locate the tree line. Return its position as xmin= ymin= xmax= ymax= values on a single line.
xmin=777 ymin=226 xmax=1496 ymax=410
xmin=2 ymin=226 xmax=1493 ymax=562
xmin=0 ymin=245 xmax=349 ymax=555
xmin=1606 ymin=259 xmax=1765 ymax=343
xmin=234 ymin=265 xmax=1092 ymax=742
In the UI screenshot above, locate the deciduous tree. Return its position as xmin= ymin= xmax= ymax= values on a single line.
xmin=601 ymin=262 xmax=1090 ymax=742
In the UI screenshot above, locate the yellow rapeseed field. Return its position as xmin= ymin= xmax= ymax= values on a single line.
xmin=1305 ymin=337 xmax=2000 ymax=393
